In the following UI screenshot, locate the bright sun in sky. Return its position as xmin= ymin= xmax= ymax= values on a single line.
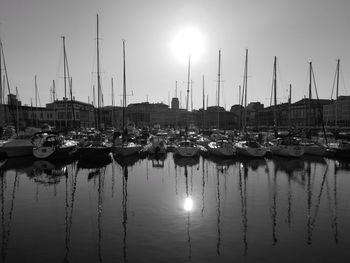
xmin=171 ymin=27 xmax=205 ymax=63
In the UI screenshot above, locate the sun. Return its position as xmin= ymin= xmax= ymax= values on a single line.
xmin=171 ymin=27 xmax=205 ymax=63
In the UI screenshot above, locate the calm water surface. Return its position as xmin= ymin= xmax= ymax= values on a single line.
xmin=1 ymin=153 xmax=350 ymax=263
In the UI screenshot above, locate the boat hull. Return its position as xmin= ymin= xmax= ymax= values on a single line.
xmin=235 ymin=144 xmax=267 ymax=158
xmin=333 ymin=142 xmax=350 ymax=159
xmin=113 ymin=144 xmax=142 ymax=157
xmin=207 ymin=141 xmax=236 ymax=157
xmin=303 ymin=143 xmax=326 ymax=156
xmin=78 ymin=145 xmax=112 ymax=160
xmin=174 ymin=146 xmax=199 ymax=157
xmin=0 ymin=139 xmax=34 ymax=158
xmin=33 ymin=144 xmax=77 ymax=159
xmin=270 ymin=144 xmax=304 ymax=157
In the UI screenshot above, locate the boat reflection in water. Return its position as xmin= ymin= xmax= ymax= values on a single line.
xmin=0 ymin=159 xmax=7 ymax=169
xmin=173 ymin=154 xmax=200 ymax=168
xmin=270 ymin=156 xmax=304 ymax=175
xmin=77 ymin=153 xmax=112 ymax=171
xmin=114 ymin=155 xmax=135 ymax=263
xmin=114 ymin=154 xmax=140 ymax=168
xmin=0 ymin=152 xmax=349 ymax=262
xmin=1 ymin=165 xmax=20 ymax=262
xmin=31 ymin=160 xmax=69 ymax=185
xmin=148 ymin=153 xmax=167 ymax=168
xmin=181 ymin=160 xmax=193 ymax=261
xmin=334 ymin=159 xmax=350 ymax=175
xmin=237 ymin=156 xmax=267 ymax=171
xmin=238 ymin=159 xmax=248 ymax=255
xmin=206 ymin=155 xmax=235 ymax=173
xmin=0 ymin=156 xmax=37 ymax=175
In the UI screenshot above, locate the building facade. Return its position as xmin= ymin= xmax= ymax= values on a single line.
xmin=46 ymin=98 xmax=95 ymax=130
xmin=323 ymin=96 xmax=350 ymax=127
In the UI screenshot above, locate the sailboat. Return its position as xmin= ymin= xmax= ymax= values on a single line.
xmin=235 ymin=49 xmax=267 ymax=157
xmin=0 ymin=40 xmax=36 ymax=158
xmin=328 ymin=59 xmax=350 ymax=158
xmin=77 ymin=15 xmax=112 ymax=160
xmin=112 ymin=40 xmax=142 ymax=157
xmin=207 ymin=50 xmax=236 ymax=157
xmin=300 ymin=62 xmax=326 ymax=156
xmin=174 ymin=56 xmax=199 ymax=157
xmin=269 ymin=56 xmax=304 ymax=157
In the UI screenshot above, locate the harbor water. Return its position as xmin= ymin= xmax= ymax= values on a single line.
xmin=1 ymin=154 xmax=350 ymax=262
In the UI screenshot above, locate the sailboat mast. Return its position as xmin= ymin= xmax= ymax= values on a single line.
xmin=191 ymin=81 xmax=193 ymax=111
xmin=243 ymin=49 xmax=248 ymax=131
xmin=308 ymin=62 xmax=312 ymax=128
xmin=62 ymin=36 xmax=69 ymax=129
xmin=335 ymin=59 xmax=340 ymax=127
xmin=122 ymin=40 xmax=126 ymax=131
xmin=30 ymin=98 xmax=33 ymax=125
xmin=111 ymin=77 xmax=114 ymax=128
xmin=0 ymin=40 xmax=2 ymax=126
xmin=35 ymin=75 xmax=38 ymax=127
xmin=186 ymin=56 xmax=190 ymax=111
xmin=53 ymin=80 xmax=56 ymax=127
xmin=244 ymin=50 xmax=248 ymax=107
xmin=16 ymin=86 xmax=19 ymax=134
xmin=206 ymin=95 xmax=208 ymax=113
xmin=1 ymin=41 xmax=16 ymax=125
xmin=202 ymin=75 xmax=205 ymax=130
xmin=96 ymin=14 xmax=101 ymax=130
xmin=69 ymin=77 xmax=75 ymax=128
xmin=62 ymin=36 xmax=67 ymax=99
xmin=289 ymin=84 xmax=292 ymax=125
xmin=273 ymin=56 xmax=277 ymax=130
xmin=217 ymin=50 xmax=221 ymax=129
xmin=175 ymin=80 xmax=178 ymax=98
xmin=217 ymin=50 xmax=221 ymax=107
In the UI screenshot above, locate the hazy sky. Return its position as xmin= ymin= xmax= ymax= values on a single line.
xmin=0 ymin=0 xmax=349 ymax=109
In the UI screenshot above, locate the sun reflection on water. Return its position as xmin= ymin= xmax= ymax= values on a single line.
xmin=183 ymin=197 xmax=194 ymax=212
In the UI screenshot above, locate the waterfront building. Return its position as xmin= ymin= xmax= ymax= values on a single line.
xmin=256 ymin=98 xmax=331 ymax=130
xmin=323 ymin=96 xmax=350 ymax=127
xmin=3 ymin=93 xmax=350 ymax=133
xmin=126 ymin=102 xmax=170 ymax=127
xmin=46 ymin=98 xmax=95 ymax=130
xmin=200 ymin=106 xmax=237 ymax=130
xmin=100 ymin=105 xmax=123 ymax=129
xmin=290 ymin=98 xmax=331 ymax=128
xmin=1 ymin=93 xmax=50 ymax=130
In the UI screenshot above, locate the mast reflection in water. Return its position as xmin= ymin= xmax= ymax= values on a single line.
xmin=0 ymin=153 xmax=349 ymax=262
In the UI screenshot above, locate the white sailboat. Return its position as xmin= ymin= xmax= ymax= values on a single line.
xmin=0 ymin=136 xmax=34 ymax=158
xmin=269 ymin=56 xmax=304 ymax=157
xmin=234 ymin=49 xmax=267 ymax=158
xmin=300 ymin=62 xmax=326 ymax=156
xmin=145 ymin=134 xmax=167 ymax=154
xmin=326 ymin=59 xmax=350 ymax=158
xmin=207 ymin=50 xmax=236 ymax=157
xmin=0 ymin=40 xmax=36 ymax=158
xmin=174 ymin=139 xmax=199 ymax=157
xmin=174 ymin=56 xmax=199 ymax=157
xmin=236 ymin=139 xmax=268 ymax=158
xmin=113 ymin=40 xmax=142 ymax=157
xmin=77 ymin=15 xmax=112 ymax=160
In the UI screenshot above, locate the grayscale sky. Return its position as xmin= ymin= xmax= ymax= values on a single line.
xmin=0 ymin=0 xmax=349 ymax=109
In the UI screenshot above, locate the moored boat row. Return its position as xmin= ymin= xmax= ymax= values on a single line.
xmin=1 ymin=126 xmax=349 ymax=162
